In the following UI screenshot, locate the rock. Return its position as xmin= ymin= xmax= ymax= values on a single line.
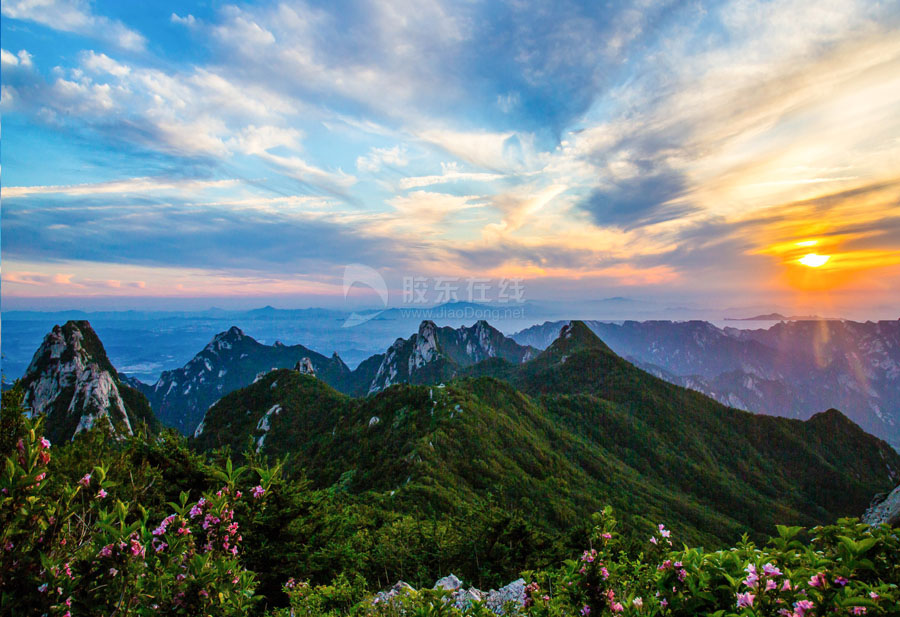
xmin=485 ymin=578 xmax=526 ymax=613
xmin=295 ymin=357 xmax=316 ymax=375
xmin=374 ymin=576 xmax=527 ymax=614
xmin=434 ymin=574 xmax=462 ymax=591
xmin=863 ymin=484 xmax=900 ymax=527
xmin=373 ymin=581 xmax=415 ymax=605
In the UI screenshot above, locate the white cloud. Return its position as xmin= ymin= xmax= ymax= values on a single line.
xmin=0 ymin=48 xmax=33 ymax=68
xmin=1 ymin=0 xmax=146 ymax=51
xmin=171 ymin=13 xmax=196 ymax=27
xmin=397 ymin=162 xmax=505 ymax=189
xmin=3 ymin=177 xmax=241 ymax=198
xmin=356 ymin=145 xmax=409 ymax=172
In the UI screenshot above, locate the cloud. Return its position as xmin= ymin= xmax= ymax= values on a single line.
xmin=356 ymin=145 xmax=409 ymax=173
xmin=171 ymin=13 xmax=196 ymax=27
xmin=3 ymin=177 xmax=240 ymax=198
xmin=2 ymin=0 xmax=146 ymax=51
xmin=1 ymin=194 xmax=399 ymax=273
xmin=0 ymin=48 xmax=33 ymax=68
xmin=580 ymin=166 xmax=691 ymax=229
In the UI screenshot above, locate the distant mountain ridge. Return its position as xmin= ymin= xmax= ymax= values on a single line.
xmin=136 ymin=320 xmax=536 ymax=434
xmin=194 ymin=320 xmax=900 ymax=547
xmin=137 ymin=326 xmax=353 ymax=434
xmin=512 ymin=319 xmax=900 ymax=449
xmin=19 ymin=321 xmax=157 ymax=443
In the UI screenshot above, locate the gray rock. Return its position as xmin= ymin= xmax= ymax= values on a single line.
xmin=295 ymin=357 xmax=316 ymax=375
xmin=863 ymin=484 xmax=900 ymax=527
xmin=373 ymin=581 xmax=415 ymax=605
xmin=434 ymin=574 xmax=462 ymax=591
xmin=484 ymin=578 xmax=526 ymax=614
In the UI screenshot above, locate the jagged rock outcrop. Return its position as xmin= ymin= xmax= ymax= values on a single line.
xmin=295 ymin=357 xmax=316 ymax=375
xmin=20 ymin=321 xmax=156 ymax=443
xmin=863 ymin=484 xmax=900 ymax=527
xmin=367 ymin=320 xmax=536 ymax=394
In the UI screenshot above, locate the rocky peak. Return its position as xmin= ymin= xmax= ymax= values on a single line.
xmin=544 ymin=320 xmax=611 ymax=361
xmin=206 ymin=326 xmax=246 ymax=352
xmin=21 ymin=321 xmax=154 ymax=442
xmin=295 ymin=357 xmax=316 ymax=375
xmin=410 ymin=320 xmax=441 ymax=371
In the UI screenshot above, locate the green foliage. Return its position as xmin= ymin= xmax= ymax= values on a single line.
xmin=3 ymin=392 xmax=899 ymax=616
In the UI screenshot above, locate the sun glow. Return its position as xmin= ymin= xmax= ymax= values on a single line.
xmin=798 ymin=253 xmax=831 ymax=268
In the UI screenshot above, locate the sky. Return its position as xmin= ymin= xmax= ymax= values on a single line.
xmin=2 ymin=0 xmax=899 ymax=316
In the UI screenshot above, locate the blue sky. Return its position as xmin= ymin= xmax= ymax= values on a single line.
xmin=2 ymin=0 xmax=900 ymax=315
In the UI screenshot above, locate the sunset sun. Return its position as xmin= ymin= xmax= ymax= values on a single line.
xmin=798 ymin=253 xmax=831 ymax=268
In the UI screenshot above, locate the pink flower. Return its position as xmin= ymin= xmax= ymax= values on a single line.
xmin=580 ymin=606 xmax=591 ymax=616
xmin=39 ymin=437 xmax=51 ymax=449
xmin=869 ymin=592 xmax=879 ymax=600
xmin=850 ymin=608 xmax=867 ymax=615
xmin=633 ymin=597 xmax=643 ymax=608
xmin=600 ymin=566 xmax=609 ymax=580
xmin=763 ymin=563 xmax=783 ymax=577
xmin=766 ymin=579 xmax=777 ymax=591
xmin=808 ymin=573 xmax=825 ymax=588
xmin=109 ymin=568 xmax=118 ymax=577
xmin=130 ymin=538 xmax=145 ymax=557
xmin=96 ymin=488 xmax=108 ymax=499
xmin=650 ymin=536 xmax=658 ymax=545
xmin=834 ymin=576 xmax=849 ymax=587
xmin=736 ymin=592 xmax=755 ymax=608
xmin=198 ymin=589 xmax=209 ymax=598
xmin=781 ymin=580 xmax=793 ymax=591
xmin=794 ymin=600 xmax=815 ymax=617
xmin=611 ymin=602 xmax=624 ymax=613
xmin=98 ymin=544 xmax=113 ymax=558
xmin=601 ymin=532 xmax=612 ymax=540
xmin=251 ymin=485 xmax=265 ymax=499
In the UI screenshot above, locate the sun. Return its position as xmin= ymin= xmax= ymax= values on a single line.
xmin=798 ymin=253 xmax=830 ymax=268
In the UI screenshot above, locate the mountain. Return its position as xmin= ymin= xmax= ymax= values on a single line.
xmin=136 ymin=320 xmax=536 ymax=433
xmin=193 ymin=321 xmax=900 ymax=547
xmin=512 ymin=319 xmax=900 ymax=449
xmin=19 ymin=321 xmax=157 ymax=443
xmin=364 ymin=320 xmax=537 ymax=394
xmin=138 ymin=326 xmax=353 ymax=434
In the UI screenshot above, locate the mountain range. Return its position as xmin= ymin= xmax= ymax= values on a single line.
xmin=512 ymin=319 xmax=900 ymax=449
xmin=15 ymin=317 xmax=900 ymax=547
xmin=193 ymin=321 xmax=900 ymax=546
xmin=134 ymin=320 xmax=536 ymax=434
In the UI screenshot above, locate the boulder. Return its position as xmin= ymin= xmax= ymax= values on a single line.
xmin=863 ymin=484 xmax=900 ymax=527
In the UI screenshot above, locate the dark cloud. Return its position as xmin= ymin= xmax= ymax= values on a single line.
xmin=1 ymin=195 xmax=402 ymax=273
xmin=580 ymin=166 xmax=693 ymax=229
